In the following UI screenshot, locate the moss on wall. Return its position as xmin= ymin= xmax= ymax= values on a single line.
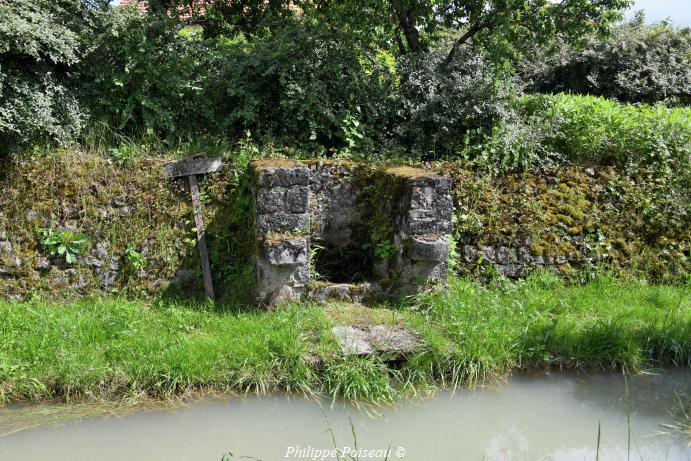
xmin=443 ymin=163 xmax=690 ymax=282
xmin=0 ymin=151 xmax=687 ymax=302
xmin=0 ymin=149 xmax=255 ymax=302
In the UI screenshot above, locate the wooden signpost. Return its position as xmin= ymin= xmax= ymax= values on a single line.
xmin=162 ymin=153 xmax=222 ymax=301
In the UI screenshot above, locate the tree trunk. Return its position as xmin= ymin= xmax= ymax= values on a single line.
xmin=389 ymin=0 xmax=422 ymax=53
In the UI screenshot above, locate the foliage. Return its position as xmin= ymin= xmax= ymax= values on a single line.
xmin=307 ymin=0 xmax=631 ymax=66
xmin=393 ymin=46 xmax=513 ymax=157
xmin=517 ymin=93 xmax=691 ymax=172
xmin=78 ymin=7 xmax=220 ymax=139
xmin=518 ymin=16 xmax=691 ymax=106
xmin=0 ymin=0 xmax=105 ymax=152
xmin=216 ymin=19 xmax=395 ymax=152
xmin=123 ymin=245 xmax=147 ymax=273
xmin=36 ymin=226 xmax=90 ymax=264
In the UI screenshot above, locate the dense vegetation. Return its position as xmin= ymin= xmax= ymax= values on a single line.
xmin=2 ymin=1 xmax=689 ymax=162
xmin=0 ymin=273 xmax=688 ymax=403
xmin=0 ymin=0 xmax=689 ymax=405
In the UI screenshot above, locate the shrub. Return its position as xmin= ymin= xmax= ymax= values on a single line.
xmin=215 ymin=19 xmax=396 ymax=152
xmin=0 ymin=0 xmax=102 ymax=153
xmin=79 ymin=8 xmax=220 ymax=139
xmin=394 ymin=47 xmax=513 ymax=157
xmin=519 ymin=17 xmax=691 ymax=106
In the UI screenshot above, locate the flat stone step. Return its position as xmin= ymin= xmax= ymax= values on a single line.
xmin=331 ymin=325 xmax=422 ymax=360
xmin=309 ymin=282 xmax=382 ymax=304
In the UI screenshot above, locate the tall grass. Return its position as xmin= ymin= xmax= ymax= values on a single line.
xmin=408 ymin=271 xmax=690 ymax=384
xmin=0 ymin=274 xmax=688 ymax=404
xmin=519 ymin=93 xmax=691 ymax=171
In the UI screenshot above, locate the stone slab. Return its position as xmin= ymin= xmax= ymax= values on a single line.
xmin=255 ymin=166 xmax=309 ymax=187
xmin=410 ymin=236 xmax=448 ymax=262
xmin=332 ymin=325 xmax=422 ymax=358
xmin=256 ymin=213 xmax=309 ymax=236
xmin=309 ymin=282 xmax=381 ymax=304
xmin=261 ymin=237 xmax=308 ymax=266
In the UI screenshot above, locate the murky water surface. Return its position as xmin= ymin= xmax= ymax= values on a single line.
xmin=0 ymin=371 xmax=689 ymax=461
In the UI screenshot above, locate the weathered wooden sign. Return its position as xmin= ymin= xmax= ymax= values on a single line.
xmin=162 ymin=153 xmax=221 ymax=301
xmin=162 ymin=156 xmax=222 ymax=179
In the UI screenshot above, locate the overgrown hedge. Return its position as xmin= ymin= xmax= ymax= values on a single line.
xmin=4 ymin=3 xmax=688 ymax=161
xmin=520 ymin=94 xmax=691 ymax=169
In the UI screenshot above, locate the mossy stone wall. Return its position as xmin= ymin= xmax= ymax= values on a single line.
xmin=0 ymin=153 xmax=687 ymax=302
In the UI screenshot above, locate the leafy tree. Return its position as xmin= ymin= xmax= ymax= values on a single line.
xmin=307 ymin=0 xmax=632 ymax=68
xmin=78 ymin=6 xmax=220 ymax=137
xmin=145 ymin=0 xmax=299 ymax=37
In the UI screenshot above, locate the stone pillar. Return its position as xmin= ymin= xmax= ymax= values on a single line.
xmin=252 ymin=161 xmax=311 ymax=304
xmin=388 ymin=169 xmax=453 ymax=293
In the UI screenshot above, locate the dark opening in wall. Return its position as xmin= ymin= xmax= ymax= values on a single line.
xmin=312 ymin=242 xmax=372 ymax=283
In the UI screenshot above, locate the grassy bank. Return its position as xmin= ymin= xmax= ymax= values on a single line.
xmin=0 ymin=273 xmax=688 ymax=404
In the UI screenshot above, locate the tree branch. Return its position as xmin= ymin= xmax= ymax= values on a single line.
xmin=388 ymin=0 xmax=422 ymax=53
xmin=439 ymin=20 xmax=486 ymax=70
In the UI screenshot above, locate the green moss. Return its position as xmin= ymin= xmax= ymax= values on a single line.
xmin=0 ymin=149 xmax=256 ymax=302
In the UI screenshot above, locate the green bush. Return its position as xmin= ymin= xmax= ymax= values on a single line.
xmin=519 ymin=17 xmax=691 ymax=106
xmin=395 ymin=47 xmax=513 ymax=157
xmin=79 ymin=8 xmax=220 ymax=139
xmin=0 ymin=0 xmax=102 ymax=153
xmin=215 ymin=19 xmax=396 ymax=152
xmin=464 ymin=92 xmax=691 ymax=172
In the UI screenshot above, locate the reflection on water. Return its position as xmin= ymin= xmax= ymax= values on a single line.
xmin=0 ymin=370 xmax=689 ymax=461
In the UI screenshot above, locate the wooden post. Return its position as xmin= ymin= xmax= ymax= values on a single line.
xmin=162 ymin=154 xmax=223 ymax=301
xmin=188 ymin=173 xmax=215 ymax=300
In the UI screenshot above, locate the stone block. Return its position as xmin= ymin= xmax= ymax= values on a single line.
xmin=410 ymin=236 xmax=448 ymax=262
xmin=257 ymin=262 xmax=309 ymax=302
xmin=496 ymin=264 xmax=523 ymax=278
xmin=496 ymin=246 xmax=517 ymax=264
xmin=261 ymin=237 xmax=308 ymax=266
xmin=255 ymin=166 xmax=309 ymax=187
xmin=410 ymin=187 xmax=453 ymax=211
xmin=408 ymin=175 xmax=453 ymax=192
xmin=406 ymin=213 xmax=453 ymax=235
xmin=285 ymin=186 xmax=309 ymax=213
xmin=401 ymin=260 xmax=448 ymax=289
xmin=0 ymin=241 xmax=21 ymax=268
xmin=266 ymin=285 xmax=304 ymax=305
xmin=463 ymin=245 xmax=479 ymax=263
xmin=256 ymin=213 xmax=309 ymax=236
xmin=35 ymin=257 xmax=51 ymax=270
xmin=480 ymin=246 xmax=496 ymax=261
xmin=518 ymin=247 xmax=533 ymax=263
xmin=309 ymin=282 xmax=381 ymax=304
xmin=256 ymin=187 xmax=287 ymax=214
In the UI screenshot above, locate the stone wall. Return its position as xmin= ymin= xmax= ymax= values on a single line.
xmin=252 ymin=160 xmax=311 ymax=304
xmin=378 ymin=169 xmax=453 ymax=294
xmin=251 ymin=161 xmax=454 ymax=305
xmin=2 ymin=155 xmax=685 ymax=302
xmin=0 ymin=155 xmax=214 ymax=302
